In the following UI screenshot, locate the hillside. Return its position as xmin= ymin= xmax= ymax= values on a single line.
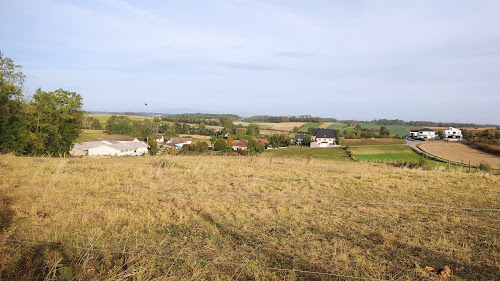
xmin=1 ymin=155 xmax=499 ymax=280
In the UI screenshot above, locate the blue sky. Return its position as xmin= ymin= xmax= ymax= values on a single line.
xmin=1 ymin=0 xmax=499 ymax=124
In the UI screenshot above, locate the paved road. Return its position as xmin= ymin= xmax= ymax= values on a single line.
xmin=403 ymin=139 xmax=425 ymax=152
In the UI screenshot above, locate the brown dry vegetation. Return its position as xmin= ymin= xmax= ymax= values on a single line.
xmin=419 ymin=142 xmax=500 ymax=167
xmin=270 ymin=122 xmax=307 ymax=131
xmin=178 ymin=134 xmax=211 ymax=140
xmin=0 ymin=154 xmax=499 ymax=280
xmin=318 ymin=122 xmax=334 ymax=129
xmin=343 ymin=138 xmax=405 ymax=146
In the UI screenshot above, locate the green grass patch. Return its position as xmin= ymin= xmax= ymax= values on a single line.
xmin=88 ymin=113 xmax=153 ymax=123
xmin=349 ymin=145 xmax=462 ymax=169
xmin=298 ymin=122 xmax=321 ymax=132
xmin=262 ymin=146 xmax=350 ymax=161
xmin=326 ymin=123 xmax=347 ymax=130
xmin=343 ymin=138 xmax=404 ymax=146
xmin=359 ymin=125 xmax=421 ymax=137
xmin=76 ymin=131 xmax=135 ymax=143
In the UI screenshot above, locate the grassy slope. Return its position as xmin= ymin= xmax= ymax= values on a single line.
xmin=262 ymin=146 xmax=350 ymax=161
xmin=76 ymin=130 xmax=134 ymax=143
xmin=0 ymin=155 xmax=498 ymax=280
xmin=349 ymin=145 xmax=453 ymax=168
xmin=88 ymin=113 xmax=153 ymax=123
xmin=359 ymin=125 xmax=421 ymax=136
xmin=298 ymin=122 xmax=321 ymax=132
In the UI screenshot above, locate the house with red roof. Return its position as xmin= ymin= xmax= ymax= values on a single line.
xmin=231 ymin=140 xmax=248 ymax=151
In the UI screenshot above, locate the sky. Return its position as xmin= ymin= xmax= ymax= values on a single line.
xmin=1 ymin=0 xmax=499 ymax=124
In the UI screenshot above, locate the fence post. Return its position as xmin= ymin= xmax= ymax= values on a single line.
xmin=469 ymin=161 xmax=471 ymax=172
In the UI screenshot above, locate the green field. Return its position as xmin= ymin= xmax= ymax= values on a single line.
xmin=262 ymin=146 xmax=350 ymax=161
xmin=76 ymin=130 xmax=134 ymax=143
xmin=343 ymin=138 xmax=404 ymax=146
xmin=349 ymin=145 xmax=455 ymax=168
xmin=359 ymin=125 xmax=420 ymax=137
xmin=88 ymin=113 xmax=153 ymax=123
xmin=298 ymin=122 xmax=321 ymax=132
xmin=326 ymin=123 xmax=348 ymax=130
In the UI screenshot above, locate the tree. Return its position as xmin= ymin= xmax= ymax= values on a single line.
xmin=292 ymin=126 xmax=299 ymax=133
xmin=307 ymin=127 xmax=316 ymax=136
xmin=279 ymin=133 xmax=290 ymax=147
xmin=379 ymin=126 xmax=390 ymax=136
xmin=106 ymin=115 xmax=133 ymax=135
xmin=246 ymin=123 xmax=260 ymax=136
xmin=195 ymin=141 xmax=208 ymax=153
xmin=30 ymin=88 xmax=84 ymax=155
xmin=302 ymin=135 xmax=312 ymax=146
xmin=248 ymin=139 xmax=265 ymax=154
xmin=214 ymin=138 xmax=228 ymax=151
xmin=270 ymin=134 xmax=280 ymax=148
xmin=148 ymin=138 xmax=158 ymax=155
xmin=354 ymin=124 xmax=362 ymax=136
xmin=226 ymin=135 xmax=234 ymax=147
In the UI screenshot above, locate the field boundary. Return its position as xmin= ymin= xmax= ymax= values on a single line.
xmin=414 ymin=144 xmax=477 ymax=168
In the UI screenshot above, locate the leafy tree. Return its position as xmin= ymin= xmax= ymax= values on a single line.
xmin=302 ymin=135 xmax=312 ymax=146
xmin=270 ymin=134 xmax=280 ymax=148
xmin=195 ymin=141 xmax=208 ymax=153
xmin=379 ymin=126 xmax=390 ymax=136
xmin=307 ymin=127 xmax=316 ymax=136
xmin=246 ymin=123 xmax=260 ymax=136
xmin=30 ymin=88 xmax=84 ymax=155
xmin=292 ymin=126 xmax=299 ymax=133
xmin=236 ymin=128 xmax=246 ymax=139
xmin=214 ymin=138 xmax=228 ymax=151
xmin=248 ymin=139 xmax=265 ymax=154
xmin=106 ymin=115 xmax=133 ymax=135
xmin=354 ymin=124 xmax=362 ymax=136
xmin=148 ymin=138 xmax=158 ymax=155
xmin=279 ymin=133 xmax=290 ymax=147
xmin=226 ymin=135 xmax=234 ymax=147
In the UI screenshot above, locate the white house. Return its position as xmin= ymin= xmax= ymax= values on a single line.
xmin=442 ymin=127 xmax=462 ymax=141
xmin=311 ymin=129 xmax=335 ymax=148
xmin=71 ymin=141 xmax=148 ymax=156
xmin=155 ymin=133 xmax=164 ymax=143
xmin=409 ymin=128 xmax=437 ymax=140
xmin=231 ymin=140 xmax=248 ymax=150
xmin=166 ymin=137 xmax=192 ymax=149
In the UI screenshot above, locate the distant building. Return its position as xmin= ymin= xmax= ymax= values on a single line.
xmin=408 ymin=128 xmax=437 ymax=140
xmin=166 ymin=137 xmax=192 ymax=149
xmin=442 ymin=127 xmax=462 ymax=141
xmin=231 ymin=140 xmax=248 ymax=151
xmin=154 ymin=133 xmax=164 ymax=143
xmin=71 ymin=140 xmax=148 ymax=156
xmin=311 ymin=129 xmax=335 ymax=148
xmin=294 ymin=134 xmax=305 ymax=145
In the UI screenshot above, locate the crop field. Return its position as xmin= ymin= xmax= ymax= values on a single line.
xmin=76 ymin=130 xmax=134 ymax=143
xmin=318 ymin=122 xmax=334 ymax=129
xmin=88 ymin=113 xmax=153 ymax=123
xmin=419 ymin=142 xmax=500 ymax=167
xmin=178 ymin=134 xmax=211 ymax=140
xmin=0 ymin=154 xmax=499 ymax=280
xmin=349 ymin=145 xmax=448 ymax=167
xmin=343 ymin=138 xmax=405 ymax=146
xmin=262 ymin=146 xmax=350 ymax=161
xmin=234 ymin=122 xmax=306 ymax=132
xmin=327 ymin=123 xmax=348 ymax=130
xmin=298 ymin=122 xmax=321 ymax=132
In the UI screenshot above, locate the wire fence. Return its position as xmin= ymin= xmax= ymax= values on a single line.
xmin=14 ymin=183 xmax=500 ymax=212
xmin=4 ymin=238 xmax=390 ymax=281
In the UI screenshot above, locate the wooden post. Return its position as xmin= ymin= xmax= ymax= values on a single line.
xmin=448 ymin=160 xmax=450 ymax=171
xmin=469 ymin=161 xmax=471 ymax=172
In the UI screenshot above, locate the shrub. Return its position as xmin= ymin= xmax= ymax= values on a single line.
xmin=478 ymin=161 xmax=492 ymax=172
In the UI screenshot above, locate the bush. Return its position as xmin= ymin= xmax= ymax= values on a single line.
xmin=478 ymin=161 xmax=492 ymax=172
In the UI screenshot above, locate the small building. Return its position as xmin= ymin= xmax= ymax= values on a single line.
xmin=442 ymin=127 xmax=462 ymax=141
xmin=154 ymin=133 xmax=164 ymax=143
xmin=409 ymin=128 xmax=437 ymax=140
xmin=166 ymin=137 xmax=192 ymax=149
xmin=294 ymin=134 xmax=304 ymax=145
xmin=71 ymin=141 xmax=148 ymax=156
xmin=231 ymin=140 xmax=248 ymax=151
xmin=255 ymin=139 xmax=267 ymax=145
xmin=313 ymin=129 xmax=336 ymax=148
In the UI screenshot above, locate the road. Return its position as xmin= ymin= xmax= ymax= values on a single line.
xmin=403 ymin=139 xmax=425 ymax=152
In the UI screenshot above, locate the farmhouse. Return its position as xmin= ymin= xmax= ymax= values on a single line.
xmin=166 ymin=137 xmax=192 ymax=149
xmin=231 ymin=140 xmax=248 ymax=151
xmin=294 ymin=134 xmax=305 ymax=145
xmin=71 ymin=140 xmax=148 ymax=156
xmin=311 ymin=129 xmax=335 ymax=148
xmin=255 ymin=139 xmax=267 ymax=145
xmin=409 ymin=128 xmax=437 ymax=140
xmin=154 ymin=133 xmax=164 ymax=143
xmin=442 ymin=127 xmax=462 ymax=141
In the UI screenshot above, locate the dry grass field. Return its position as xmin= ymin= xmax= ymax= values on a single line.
xmin=318 ymin=122 xmax=334 ymax=129
xmin=343 ymin=138 xmax=405 ymax=146
xmin=178 ymin=134 xmax=211 ymax=140
xmin=270 ymin=122 xmax=307 ymax=131
xmin=0 ymin=154 xmax=499 ymax=280
xmin=419 ymin=142 xmax=500 ymax=167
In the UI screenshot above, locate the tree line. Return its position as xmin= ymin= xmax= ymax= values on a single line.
xmin=0 ymin=51 xmax=83 ymax=156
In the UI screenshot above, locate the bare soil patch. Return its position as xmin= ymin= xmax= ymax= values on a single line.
xmin=419 ymin=142 xmax=500 ymax=167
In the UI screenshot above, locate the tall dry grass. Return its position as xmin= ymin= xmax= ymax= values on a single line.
xmin=0 ymin=154 xmax=499 ymax=280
